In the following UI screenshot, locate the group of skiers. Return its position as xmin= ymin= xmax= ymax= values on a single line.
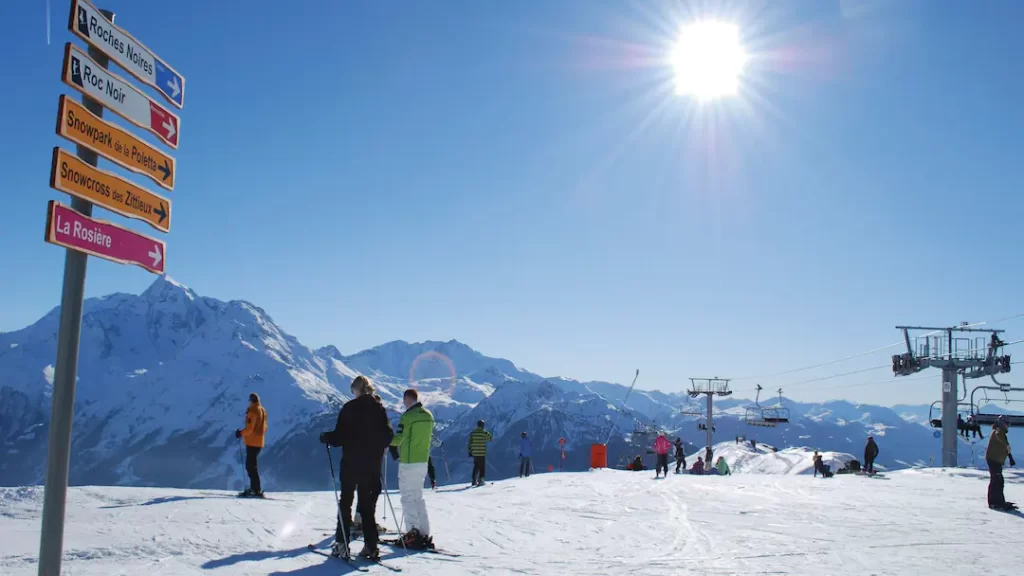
xmin=232 ymin=384 xmax=1018 ymax=562
xmin=314 ymin=377 xmax=437 ymax=560
xmin=957 ymin=414 xmax=985 ymax=439
xmin=628 ymin=433 xmax=731 ymax=476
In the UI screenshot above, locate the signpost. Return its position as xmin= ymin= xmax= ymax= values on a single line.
xmin=62 ymin=42 xmax=180 ymax=148
xmin=56 ymin=95 xmax=175 ymax=190
xmin=39 ymin=5 xmax=184 ymax=575
xmin=45 ymin=201 xmax=166 ymax=274
xmin=69 ymin=0 xmax=185 ymax=108
xmin=50 ymin=148 xmax=171 ymax=233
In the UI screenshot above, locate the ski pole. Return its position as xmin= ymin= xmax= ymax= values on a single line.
xmin=440 ymin=442 xmax=451 ymax=483
xmin=237 ymin=438 xmax=246 ymax=491
xmin=325 ymin=444 xmax=352 ymax=556
xmin=380 ymin=469 xmax=407 ymax=549
xmin=382 ymin=449 xmax=388 ymax=522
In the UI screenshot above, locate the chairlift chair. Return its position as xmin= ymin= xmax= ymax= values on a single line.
xmin=970 ymin=383 xmax=1024 ymax=427
xmin=743 ymin=384 xmax=783 ymax=427
xmin=763 ymin=388 xmax=790 ymax=424
xmin=927 ymin=400 xmax=977 ymax=429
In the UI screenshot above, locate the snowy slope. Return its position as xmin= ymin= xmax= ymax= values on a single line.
xmin=683 ymin=441 xmax=856 ymax=475
xmin=3 ymin=469 xmax=1023 ymax=575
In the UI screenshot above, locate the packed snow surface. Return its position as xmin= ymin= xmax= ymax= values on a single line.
xmin=2 ymin=467 xmax=1022 ymax=575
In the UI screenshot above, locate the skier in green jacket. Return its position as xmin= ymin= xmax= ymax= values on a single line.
xmin=389 ymin=388 xmax=435 ymax=549
xmin=468 ymin=421 xmax=493 ymax=486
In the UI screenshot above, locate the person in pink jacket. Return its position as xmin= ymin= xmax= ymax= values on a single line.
xmin=653 ymin=433 xmax=672 ymax=478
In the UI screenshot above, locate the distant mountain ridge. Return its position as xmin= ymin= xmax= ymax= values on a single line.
xmin=1 ymin=277 xmax=1020 ymax=490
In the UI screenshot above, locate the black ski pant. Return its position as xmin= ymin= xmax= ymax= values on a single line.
xmin=656 ymin=453 xmax=669 ymax=476
xmin=427 ymin=457 xmax=436 ymax=485
xmin=471 ymin=455 xmax=486 ymax=484
xmin=339 ymin=469 xmax=383 ymax=551
xmin=245 ymin=446 xmax=262 ymax=494
xmin=864 ymin=456 xmax=875 ymax=474
xmin=987 ymin=459 xmax=1005 ymax=508
xmin=675 ymin=457 xmax=685 ymax=474
xmin=520 ymin=456 xmax=531 ymax=477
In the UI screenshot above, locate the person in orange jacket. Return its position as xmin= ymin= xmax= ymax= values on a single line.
xmin=235 ymin=393 xmax=268 ymax=497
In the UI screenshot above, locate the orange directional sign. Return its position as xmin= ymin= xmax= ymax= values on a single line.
xmin=55 ymin=95 xmax=175 ymax=191
xmin=50 ymin=147 xmax=171 ymax=233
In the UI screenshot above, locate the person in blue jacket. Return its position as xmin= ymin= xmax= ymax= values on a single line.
xmin=519 ymin=432 xmax=533 ymax=478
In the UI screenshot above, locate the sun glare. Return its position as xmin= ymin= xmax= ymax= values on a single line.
xmin=671 ymin=21 xmax=748 ymax=101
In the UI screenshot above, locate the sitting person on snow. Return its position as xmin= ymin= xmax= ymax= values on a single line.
xmin=715 ymin=457 xmax=731 ymax=476
xmin=632 ymin=455 xmax=645 ymax=471
xmin=690 ymin=456 xmax=704 ymax=475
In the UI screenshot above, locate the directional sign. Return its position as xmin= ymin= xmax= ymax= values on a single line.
xmin=56 ymin=95 xmax=175 ymax=190
xmin=50 ymin=148 xmax=171 ymax=233
xmin=44 ymin=201 xmax=165 ymax=275
xmin=69 ymin=0 xmax=185 ymax=108
xmin=62 ymin=43 xmax=180 ymax=149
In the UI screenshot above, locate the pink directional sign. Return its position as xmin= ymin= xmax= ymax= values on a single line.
xmin=44 ymin=201 xmax=166 ymax=275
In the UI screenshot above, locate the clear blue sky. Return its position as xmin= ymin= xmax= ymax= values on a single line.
xmin=3 ymin=0 xmax=1023 ymax=405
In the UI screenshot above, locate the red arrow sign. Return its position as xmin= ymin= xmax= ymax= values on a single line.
xmin=149 ymin=102 xmax=178 ymax=147
xmin=44 ymin=201 xmax=166 ymax=275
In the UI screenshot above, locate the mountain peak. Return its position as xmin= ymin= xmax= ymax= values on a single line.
xmin=141 ymin=275 xmax=198 ymax=303
xmin=317 ymin=345 xmax=343 ymax=360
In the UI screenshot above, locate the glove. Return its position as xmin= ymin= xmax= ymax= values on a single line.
xmin=234 ymin=429 xmax=242 ymax=439
xmin=1009 ymin=453 xmax=1016 ymax=467
xmin=389 ymin=446 xmax=400 ymax=460
xmin=318 ymin=432 xmax=328 ymax=444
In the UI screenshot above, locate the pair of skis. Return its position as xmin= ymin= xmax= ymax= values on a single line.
xmin=308 ymin=541 xmax=461 ymax=572
xmin=306 ymin=544 xmax=399 ymax=572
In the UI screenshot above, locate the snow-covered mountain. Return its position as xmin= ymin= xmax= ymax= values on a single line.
xmin=2 ymin=277 xmax=1020 ymax=490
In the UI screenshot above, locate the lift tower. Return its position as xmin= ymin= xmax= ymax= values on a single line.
xmin=684 ymin=378 xmax=732 ymax=462
xmin=893 ymin=325 xmax=1012 ymax=467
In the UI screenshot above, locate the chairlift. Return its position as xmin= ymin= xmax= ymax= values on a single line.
xmin=970 ymin=384 xmax=1024 ymax=427
xmin=764 ymin=389 xmax=791 ymax=424
xmin=744 ymin=385 xmax=789 ymax=427
xmin=927 ymin=400 xmax=977 ymax=428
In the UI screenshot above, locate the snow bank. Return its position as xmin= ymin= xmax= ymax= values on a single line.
xmin=688 ymin=441 xmax=856 ymax=475
xmin=3 ymin=468 xmax=1021 ymax=575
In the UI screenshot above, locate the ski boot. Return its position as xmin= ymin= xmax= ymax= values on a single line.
xmin=358 ymin=544 xmax=380 ymax=561
xmin=330 ymin=540 xmax=351 ymax=559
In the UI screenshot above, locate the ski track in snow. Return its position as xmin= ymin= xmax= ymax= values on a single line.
xmin=1 ymin=468 xmax=1023 ymax=575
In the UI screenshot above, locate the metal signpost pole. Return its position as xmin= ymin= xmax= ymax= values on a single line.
xmin=37 ymin=10 xmax=113 ymax=576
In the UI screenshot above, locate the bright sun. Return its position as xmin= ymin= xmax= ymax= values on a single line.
xmin=671 ymin=21 xmax=748 ymax=101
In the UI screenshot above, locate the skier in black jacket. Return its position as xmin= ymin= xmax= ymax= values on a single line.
xmin=864 ymin=436 xmax=879 ymax=474
xmin=319 ymin=376 xmax=394 ymax=560
xmin=673 ymin=438 xmax=686 ymax=474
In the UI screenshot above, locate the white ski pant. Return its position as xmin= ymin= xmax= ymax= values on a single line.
xmin=398 ymin=462 xmax=430 ymax=536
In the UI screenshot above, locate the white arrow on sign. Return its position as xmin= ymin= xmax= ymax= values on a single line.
xmin=149 ymin=245 xmax=163 ymax=268
xmin=162 ymin=120 xmax=176 ymax=141
xmin=167 ymin=76 xmax=181 ymax=99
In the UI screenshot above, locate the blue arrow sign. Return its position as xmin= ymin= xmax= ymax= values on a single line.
xmin=155 ymin=59 xmax=184 ymax=108
xmin=69 ymin=0 xmax=186 ymax=109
